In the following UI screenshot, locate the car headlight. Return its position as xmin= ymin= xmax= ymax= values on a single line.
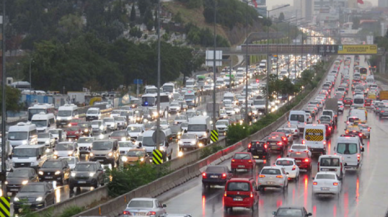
xmin=198 ymin=143 xmax=204 ymax=147
xmin=191 ymin=141 xmax=196 ymax=145
xmin=89 ymin=172 xmax=95 ymax=177
xmin=100 ymin=126 xmax=103 ymax=130
xmin=90 ymin=153 xmax=94 ymax=156
xmin=68 ymin=151 xmax=73 ymax=155
xmin=108 ymin=152 xmax=113 ymax=157
xmin=55 ymin=171 xmax=61 ymax=175
xmin=22 ymin=180 xmax=28 ymax=185
xmin=159 ymin=147 xmax=165 ymax=151
xmin=36 ymin=197 xmax=43 ymax=202
xmin=140 ymin=157 xmax=144 ymax=162
xmin=68 ymin=124 xmax=71 ymax=127
xmin=38 ymin=171 xmax=44 ymax=175
xmin=121 ymin=156 xmax=128 ymax=162
xmin=14 ymin=197 xmax=19 ymax=202
xmin=45 ymin=140 xmax=49 ymax=144
xmin=203 ymin=132 xmax=207 ymax=137
xmin=84 ymin=129 xmax=89 ymax=132
xmin=4 ymin=181 xmax=7 ymax=185
xmin=178 ymin=151 xmax=184 ymax=157
xmin=121 ymin=137 xmax=126 ymax=141
xmin=71 ymin=172 xmax=76 ymax=177
xmin=22 ymin=140 xmax=27 ymax=145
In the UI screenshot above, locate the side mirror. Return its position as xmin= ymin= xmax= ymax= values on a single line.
xmin=286 ymin=172 xmax=289 ymax=175
xmin=138 ymin=143 xmax=142 ymax=147
xmin=286 ymin=154 xmax=289 ymax=157
xmin=9 ymin=155 xmax=12 ymax=159
xmin=37 ymin=155 xmax=41 ymax=160
xmin=184 ymin=129 xmax=187 ymax=133
xmin=361 ymin=147 xmax=364 ymax=152
xmin=333 ymin=147 xmax=336 ymax=151
xmin=338 ymin=177 xmax=343 ymax=181
xmin=162 ymin=204 xmax=167 ymax=208
xmin=311 ymin=177 xmax=314 ymax=180
xmin=46 ymin=191 xmax=51 ymax=195
xmin=165 ymin=142 xmax=169 ymax=148
xmin=273 ymin=211 xmax=277 ymax=215
xmin=307 ymin=213 xmax=312 ymax=216
xmin=272 ymin=163 xmax=275 ymax=166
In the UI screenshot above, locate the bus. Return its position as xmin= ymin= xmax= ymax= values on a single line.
xmin=27 ymin=103 xmax=56 ymax=121
xmin=141 ymin=93 xmax=170 ymax=113
xmin=360 ymin=67 xmax=368 ymax=80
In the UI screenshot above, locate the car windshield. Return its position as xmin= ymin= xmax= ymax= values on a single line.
xmin=87 ymin=110 xmax=98 ymax=114
xmin=261 ymin=169 xmax=281 ymax=175
xmin=126 ymin=150 xmax=145 ymax=157
xmin=290 ymin=114 xmax=304 ymax=122
xmin=188 ymin=124 xmax=206 ymax=131
xmin=92 ymin=141 xmax=113 ymax=150
xmin=103 ymin=118 xmax=114 ymax=123
xmin=8 ymin=132 xmax=28 ymax=140
xmin=292 ymin=145 xmax=307 ymax=150
xmin=61 ymin=157 xmax=76 ymax=164
xmin=142 ymin=137 xmax=155 ymax=147
xmin=276 ymin=209 xmax=303 ymax=216
xmin=336 ymin=143 xmax=358 ymax=155
xmin=20 ymin=184 xmax=45 ymax=193
xmin=290 ymin=152 xmax=309 ymax=158
xmin=163 ymin=86 xmax=174 ymax=92
xmin=127 ymin=200 xmax=153 ymax=208
xmin=58 ymin=110 xmax=72 ymax=116
xmin=91 ymin=121 xmax=102 ymax=126
xmin=119 ymin=142 xmax=135 ymax=147
xmin=67 ymin=127 xmax=79 ymax=132
xmin=31 ymin=120 xmax=47 ymax=127
xmin=233 ymin=153 xmax=251 ymax=159
xmin=74 ymin=164 xmax=96 ymax=171
xmin=42 ymin=161 xmax=62 ymax=168
xmin=38 ymin=133 xmax=50 ymax=139
xmin=181 ymin=134 xmax=196 ymax=139
xmin=354 ymin=98 xmax=364 ymax=104
xmin=170 ymin=102 xmax=179 ymax=106
xmin=320 ymin=116 xmax=331 ymax=121
xmin=216 ymin=120 xmax=229 ymax=126
xmin=276 ymin=160 xmax=294 ymax=166
xmin=79 ymin=123 xmax=89 ymax=128
xmin=111 ymin=131 xmax=127 ymax=137
xmin=13 ymin=148 xmax=38 ymax=157
xmin=206 ymin=166 xmax=226 ymax=173
xmin=128 ymin=126 xmax=142 ymax=132
xmin=227 ymin=182 xmax=250 ymax=191
xmin=316 ymin=174 xmax=336 ymax=179
xmin=114 ymin=117 xmax=125 ymax=121
xmin=56 ymin=143 xmax=74 ymax=150
xmin=8 ymin=169 xmax=30 ymax=178
xmin=78 ymin=138 xmax=94 ymax=143
xmin=254 ymin=100 xmax=265 ymax=105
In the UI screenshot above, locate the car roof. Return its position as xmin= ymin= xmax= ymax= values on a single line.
xmin=228 ymin=178 xmax=253 ymax=182
xmin=316 ymin=171 xmax=337 ymax=175
xmin=130 ymin=198 xmax=155 ymax=201
xmin=276 ymin=158 xmax=295 ymax=161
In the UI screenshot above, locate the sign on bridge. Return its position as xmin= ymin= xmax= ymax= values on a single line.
xmin=338 ymin=45 xmax=377 ymax=55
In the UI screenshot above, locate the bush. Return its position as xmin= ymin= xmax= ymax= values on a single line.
xmin=59 ymin=206 xmax=85 ymax=217
xmin=200 ymin=145 xmax=223 ymax=158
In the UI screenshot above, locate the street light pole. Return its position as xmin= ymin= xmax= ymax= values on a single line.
xmin=156 ymin=0 xmax=161 ymax=151
xmin=29 ymin=59 xmax=32 ymax=91
xmin=212 ymin=0 xmax=217 ymax=130
xmin=1 ymin=0 xmax=6 ymax=194
xmin=244 ymin=1 xmax=248 ymax=124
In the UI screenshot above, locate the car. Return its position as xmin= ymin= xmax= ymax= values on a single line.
xmin=109 ymin=130 xmax=131 ymax=142
xmin=281 ymin=123 xmax=300 ymax=138
xmin=37 ymin=132 xmax=55 ymax=147
xmin=275 ymin=128 xmax=294 ymax=144
xmin=274 ymin=158 xmax=300 ymax=180
xmin=379 ymin=107 xmax=388 ymax=119
xmin=174 ymin=115 xmax=188 ymax=125
xmin=266 ymin=135 xmax=286 ymax=153
xmin=365 ymin=98 xmax=372 ymax=107
xmin=257 ymin=166 xmax=288 ymax=191
xmin=65 ymin=126 xmax=82 ymax=140
xmin=231 ymin=152 xmax=255 ymax=172
xmin=288 ymin=151 xmax=312 ymax=171
xmin=54 ymin=142 xmax=79 ymax=159
xmin=273 ymin=207 xmax=312 ymax=217
xmin=223 ymin=178 xmax=258 ymax=212
xmin=178 ymin=133 xmax=201 ymax=151
xmin=312 ymin=172 xmax=342 ymax=196
xmin=168 ymin=101 xmax=181 ymax=114
xmin=103 ymin=117 xmax=117 ymax=131
xmin=215 ymin=119 xmax=230 ymax=136
xmin=358 ymin=124 xmax=371 ymax=139
xmin=289 ymin=143 xmax=311 ymax=157
xmin=247 ymin=140 xmax=269 ymax=161
xmin=38 ymin=158 xmax=71 ymax=185
xmin=59 ymin=156 xmax=79 ymax=170
xmin=118 ymin=141 xmax=137 ymax=155
xmin=345 ymin=124 xmax=363 ymax=139
xmin=13 ymin=182 xmax=55 ymax=213
xmin=114 ymin=116 xmax=128 ymax=130
xmin=122 ymin=198 xmax=166 ymax=217
xmin=78 ymin=122 xmax=91 ymax=136
xmin=69 ymin=162 xmax=105 ymax=190
xmin=6 ymin=168 xmax=39 ymax=195
xmin=338 ymin=101 xmax=344 ymax=113
xmin=202 ymin=165 xmax=231 ymax=188
xmin=120 ymin=149 xmax=151 ymax=166
xmin=77 ymin=137 xmax=94 ymax=156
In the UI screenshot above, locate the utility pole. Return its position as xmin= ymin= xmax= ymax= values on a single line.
xmin=229 ymin=59 xmax=232 ymax=92
xmin=29 ymin=59 xmax=32 ymax=91
xmin=1 ymin=0 xmax=6 ymax=194
xmin=212 ymin=0 xmax=217 ymax=130
xmin=244 ymin=0 xmax=248 ymax=124
xmin=156 ymin=0 xmax=161 ymax=150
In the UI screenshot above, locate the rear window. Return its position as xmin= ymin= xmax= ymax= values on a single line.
xmin=233 ymin=153 xmax=251 ymax=159
xmin=251 ymin=141 xmax=265 ymax=148
xmin=354 ymin=98 xmax=364 ymax=104
xmin=320 ymin=116 xmax=331 ymax=121
xmin=289 ymin=152 xmax=309 ymax=158
xmin=322 ymin=111 xmax=332 ymax=116
xmin=316 ymin=174 xmax=336 ymax=179
xmin=206 ymin=166 xmax=226 ymax=173
xmin=336 ymin=143 xmax=358 ymax=155
xmin=320 ymin=158 xmax=340 ymax=166
xmin=226 ymin=182 xmax=251 ymax=191
xmin=276 ymin=209 xmax=303 ymax=216
xmin=261 ymin=169 xmax=281 ymax=175
xmin=290 ymin=114 xmax=304 ymax=122
xmin=276 ymin=160 xmax=294 ymax=166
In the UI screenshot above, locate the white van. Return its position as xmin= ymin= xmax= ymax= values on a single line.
xmin=57 ymin=104 xmax=79 ymax=127
xmin=144 ymin=85 xmax=158 ymax=94
xmin=8 ymin=122 xmax=38 ymax=147
xmin=348 ymin=109 xmax=367 ymax=124
xmin=31 ymin=112 xmax=56 ymax=133
xmin=186 ymin=116 xmax=211 ymax=144
xmin=223 ymin=92 xmax=237 ymax=105
xmin=185 ymin=79 xmax=196 ymax=89
xmin=288 ymin=110 xmax=307 ymax=134
xmin=140 ymin=127 xmax=173 ymax=160
xmin=86 ymin=107 xmax=101 ymax=121
xmin=352 ymin=95 xmax=364 ymax=108
xmin=162 ymin=82 xmax=176 ymax=96
xmin=27 ymin=103 xmax=55 ymax=121
xmin=317 ymin=155 xmax=345 ymax=178
xmin=11 ymin=144 xmax=51 ymax=170
xmin=303 ymin=124 xmax=327 ymax=155
xmin=216 ymin=78 xmax=225 ymax=88
xmin=334 ymin=135 xmax=364 ymax=170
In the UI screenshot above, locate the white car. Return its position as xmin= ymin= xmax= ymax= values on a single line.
xmin=123 ymin=198 xmax=166 ymax=217
xmin=215 ymin=120 xmax=230 ymax=135
xmin=312 ymin=172 xmax=342 ymax=196
xmin=103 ymin=117 xmax=117 ymax=131
xmin=77 ymin=137 xmax=95 ymax=155
xmin=289 ymin=143 xmax=312 ymax=157
xmin=274 ymin=158 xmax=300 ymax=180
xmin=168 ymin=101 xmax=181 ymax=114
xmin=118 ymin=141 xmax=137 ymax=155
xmin=225 ymin=107 xmax=235 ymax=116
xmin=178 ymin=134 xmax=201 ymax=151
xmin=280 ymin=123 xmax=299 ymax=138
xmin=174 ymin=115 xmax=188 ymax=125
xmin=114 ymin=116 xmax=127 ymax=130
xmin=337 ymin=101 xmax=344 ymax=113
xmin=257 ymin=166 xmax=288 ymax=191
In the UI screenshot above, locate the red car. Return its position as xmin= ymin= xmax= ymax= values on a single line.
xmin=231 ymin=152 xmax=255 ymax=172
xmin=223 ymin=178 xmax=258 ymax=212
xmin=365 ymin=99 xmax=372 ymax=107
xmin=269 ymin=132 xmax=288 ymax=145
xmin=68 ymin=118 xmax=83 ymax=127
xmin=343 ymin=97 xmax=353 ymax=106
xmin=66 ymin=126 xmax=82 ymax=139
xmin=324 ymin=124 xmax=332 ymax=138
xmin=288 ymin=151 xmax=312 ymax=171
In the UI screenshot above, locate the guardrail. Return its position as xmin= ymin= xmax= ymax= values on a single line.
xmin=34 ymin=59 xmax=335 ymax=217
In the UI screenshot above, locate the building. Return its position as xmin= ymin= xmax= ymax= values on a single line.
xmin=293 ymin=0 xmax=315 ymax=22
xmin=378 ymin=0 xmax=388 ymax=7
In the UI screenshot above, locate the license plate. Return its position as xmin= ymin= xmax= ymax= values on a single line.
xmin=238 ymin=165 xmax=245 ymax=168
xmin=98 ymin=160 xmax=104 ymax=162
xmin=271 ymin=146 xmax=278 ymax=149
xmin=271 ymin=142 xmax=276 ymax=145
xmin=183 ymin=148 xmax=187 ymax=151
xmin=45 ymin=176 xmax=53 ymax=179
xmin=253 ymin=156 xmax=259 ymax=158
xmin=295 ymin=160 xmax=301 ymax=162
xmin=266 ymin=181 xmax=274 ymax=184
xmin=210 ymin=175 xmax=218 ymax=178
xmin=256 ymin=150 xmax=263 ymax=153
xmin=78 ymin=181 xmax=86 ymax=184
xmin=321 ymin=168 xmax=329 ymax=171
xmin=321 ymin=187 xmax=329 ymax=191
xmin=10 ymin=189 xmax=18 ymax=191
xmin=233 ymin=198 xmax=243 ymax=201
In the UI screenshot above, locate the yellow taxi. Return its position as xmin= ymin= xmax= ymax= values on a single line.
xmin=345 ymin=124 xmax=363 ymax=139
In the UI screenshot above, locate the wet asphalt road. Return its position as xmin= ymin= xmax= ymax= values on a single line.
xmin=147 ymin=55 xmax=388 ymax=217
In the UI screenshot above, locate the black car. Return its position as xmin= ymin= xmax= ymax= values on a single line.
xmin=379 ymin=107 xmax=388 ymax=119
xmin=6 ymin=168 xmax=39 ymax=195
xmin=14 ymin=182 xmax=55 ymax=213
xmin=38 ymin=159 xmax=71 ymax=185
xmin=247 ymin=140 xmax=269 ymax=160
xmin=273 ymin=207 xmax=312 ymax=217
xmin=69 ymin=162 xmax=105 ymax=190
xmin=202 ymin=165 xmax=231 ymax=189
xmin=78 ymin=122 xmax=91 ymax=136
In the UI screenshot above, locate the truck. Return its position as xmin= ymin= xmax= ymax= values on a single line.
xmin=379 ymin=90 xmax=388 ymax=100
xmin=206 ymin=103 xmax=220 ymax=120
xmin=323 ymin=98 xmax=338 ymax=126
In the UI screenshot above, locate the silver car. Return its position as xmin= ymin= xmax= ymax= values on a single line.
xmin=123 ymin=198 xmax=166 ymax=217
xmin=257 ymin=166 xmax=288 ymax=191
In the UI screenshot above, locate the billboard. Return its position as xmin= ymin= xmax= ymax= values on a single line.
xmin=338 ymin=45 xmax=378 ymax=54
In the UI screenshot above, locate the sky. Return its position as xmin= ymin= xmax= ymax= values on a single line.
xmin=266 ymin=0 xmax=378 ymax=10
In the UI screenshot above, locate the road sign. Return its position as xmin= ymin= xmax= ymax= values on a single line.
xmin=205 ymin=50 xmax=223 ymax=66
xmin=338 ymin=45 xmax=377 ymax=54
xmin=210 ymin=130 xmax=218 ymax=142
xmin=133 ymin=79 xmax=143 ymax=85
xmin=152 ymin=149 xmax=163 ymax=165
xmin=152 ymin=130 xmax=166 ymax=144
xmin=316 ymin=45 xmax=338 ymax=55
xmin=0 ymin=197 xmax=10 ymax=217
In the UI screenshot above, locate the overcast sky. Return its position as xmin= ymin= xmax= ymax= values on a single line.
xmin=266 ymin=0 xmax=378 ymax=10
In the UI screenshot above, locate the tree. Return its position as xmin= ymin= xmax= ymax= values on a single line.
xmin=174 ymin=12 xmax=183 ymax=23
xmin=130 ymin=4 xmax=136 ymax=23
xmin=0 ymin=86 xmax=22 ymax=112
xmin=137 ymin=0 xmax=151 ymax=16
xmin=278 ymin=12 xmax=285 ymax=22
xmin=144 ymin=9 xmax=154 ymax=31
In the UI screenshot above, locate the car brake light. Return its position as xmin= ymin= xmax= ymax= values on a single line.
xmin=382 ymin=111 xmax=385 ymax=113
xmin=345 ymin=130 xmax=349 ymax=134
xmin=292 ymin=165 xmax=296 ymax=171
xmin=289 ymin=150 xmax=294 ymax=152
xmin=248 ymin=143 xmax=252 ymax=149
xmin=222 ymin=173 xmax=227 ymax=179
xmin=277 ymin=142 xmax=282 ymax=146
xmin=248 ymin=160 xmax=252 ymax=163
xmin=313 ymin=182 xmax=318 ymax=185
xmin=264 ymin=144 xmax=267 ymax=149
xmin=259 ymin=174 xmax=265 ymax=178
xmin=123 ymin=211 xmax=131 ymax=215
xmin=231 ymin=159 xmax=235 ymax=163
xmin=329 ymin=127 xmax=332 ymax=131
xmin=224 ymin=191 xmax=227 ymax=197
xmin=295 ymin=129 xmax=298 ymax=132
xmin=333 ymin=182 xmax=339 ymax=186
xmin=368 ymin=127 xmax=370 ymax=132
xmin=304 ymin=159 xmax=309 ymax=162
xmin=250 ymin=192 xmax=254 ymax=198
xmin=357 ymin=154 xmax=360 ymax=161
xmin=302 ymin=140 xmax=305 ymax=144
xmin=147 ymin=211 xmax=157 ymax=216
xmin=317 ymin=162 xmax=320 ymax=171
xmin=359 ymin=133 xmax=362 ymax=137
xmin=276 ymin=175 xmax=283 ymax=178
xmin=202 ymin=172 xmax=207 ymax=178
xmin=323 ymin=140 xmax=326 ymax=145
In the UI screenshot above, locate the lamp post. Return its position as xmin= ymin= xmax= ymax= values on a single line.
xmin=265 ymin=4 xmax=289 ymax=114
xmin=212 ymin=0 xmax=217 ymax=130
xmin=156 ymin=0 xmax=161 ymax=151
xmin=1 ymin=0 xmax=6 ymax=193
xmin=244 ymin=0 xmax=249 ymax=124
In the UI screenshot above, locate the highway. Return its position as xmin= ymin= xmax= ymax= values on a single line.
xmin=130 ymin=55 xmax=388 ymax=217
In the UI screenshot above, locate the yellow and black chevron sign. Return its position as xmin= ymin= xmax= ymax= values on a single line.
xmin=152 ymin=149 xmax=164 ymax=165
xmin=211 ymin=130 xmax=218 ymax=142
xmin=0 ymin=197 xmax=10 ymax=217
xmin=305 ymin=129 xmax=324 ymax=141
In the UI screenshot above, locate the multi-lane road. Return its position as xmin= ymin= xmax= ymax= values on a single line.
xmin=134 ymin=55 xmax=388 ymax=217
